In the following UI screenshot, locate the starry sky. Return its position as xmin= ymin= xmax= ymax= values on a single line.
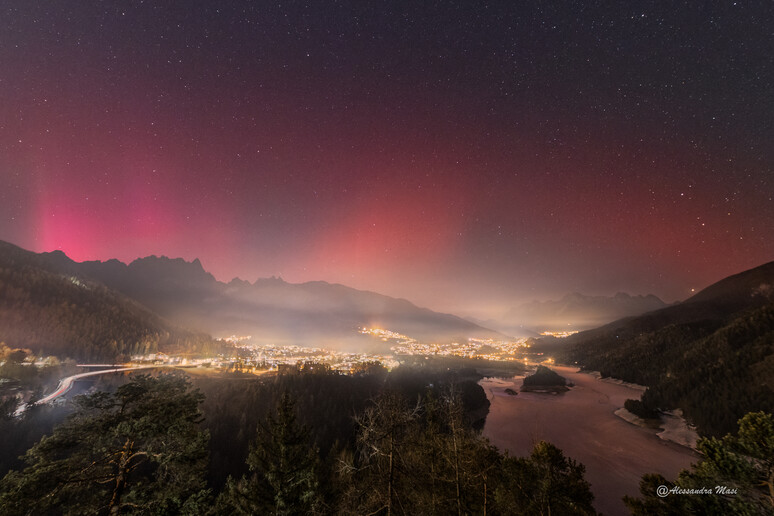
xmin=1 ymin=1 xmax=772 ymax=317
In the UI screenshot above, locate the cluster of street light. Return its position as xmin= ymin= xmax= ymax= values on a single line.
xmin=388 ymin=335 xmax=530 ymax=361
xmin=126 ymin=327 xmax=542 ymax=375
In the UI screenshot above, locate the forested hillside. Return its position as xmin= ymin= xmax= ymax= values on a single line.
xmin=559 ymin=261 xmax=774 ymax=437
xmin=0 ymin=242 xmax=218 ymax=361
xmin=196 ymin=364 xmax=491 ymax=489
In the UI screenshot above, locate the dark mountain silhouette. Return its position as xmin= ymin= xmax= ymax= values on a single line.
xmin=0 ymin=241 xmax=216 ymax=361
xmin=1 ymin=241 xmax=503 ymax=353
xmin=683 ymin=262 xmax=774 ymax=306
xmin=503 ymin=292 xmax=668 ymax=331
xmin=557 ymin=261 xmax=774 ymax=436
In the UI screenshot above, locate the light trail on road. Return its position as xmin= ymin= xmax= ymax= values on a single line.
xmin=35 ymin=365 xmax=170 ymax=405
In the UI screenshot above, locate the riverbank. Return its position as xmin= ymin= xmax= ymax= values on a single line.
xmin=480 ymin=366 xmax=698 ymax=516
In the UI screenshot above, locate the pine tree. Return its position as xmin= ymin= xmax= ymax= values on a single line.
xmin=494 ymin=441 xmax=597 ymax=515
xmin=341 ymin=389 xmax=502 ymax=515
xmin=432 ymin=389 xmax=501 ymax=515
xmin=0 ymin=373 xmax=211 ymax=515
xmin=218 ymin=392 xmax=323 ymax=515
xmin=625 ymin=411 xmax=774 ymax=515
xmin=338 ymin=392 xmax=421 ymax=515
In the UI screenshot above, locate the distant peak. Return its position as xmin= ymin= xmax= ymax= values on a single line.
xmin=127 ymin=255 xmax=213 ymax=282
xmin=228 ymin=277 xmax=250 ymax=287
xmin=40 ymin=249 xmax=75 ymax=266
xmin=131 ymin=255 xmax=201 ymax=267
xmin=130 ymin=255 xmax=160 ymax=264
xmin=253 ymin=275 xmax=286 ymax=286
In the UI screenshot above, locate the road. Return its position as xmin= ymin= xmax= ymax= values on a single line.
xmin=35 ymin=365 xmax=170 ymax=405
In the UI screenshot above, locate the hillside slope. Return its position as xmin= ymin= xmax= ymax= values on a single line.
xmin=504 ymin=292 xmax=667 ymax=331
xmin=559 ymin=261 xmax=774 ymax=436
xmin=0 ymin=242 xmax=217 ymax=361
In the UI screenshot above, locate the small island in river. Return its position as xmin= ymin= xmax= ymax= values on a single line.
xmin=520 ymin=365 xmax=569 ymax=393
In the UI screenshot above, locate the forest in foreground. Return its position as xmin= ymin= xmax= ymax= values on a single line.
xmin=0 ymin=366 xmax=771 ymax=515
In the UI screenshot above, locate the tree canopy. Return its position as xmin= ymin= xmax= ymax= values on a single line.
xmin=338 ymin=389 xmax=597 ymax=515
xmin=0 ymin=373 xmax=210 ymax=515
xmin=625 ymin=411 xmax=774 ymax=515
xmin=217 ymin=393 xmax=323 ymax=515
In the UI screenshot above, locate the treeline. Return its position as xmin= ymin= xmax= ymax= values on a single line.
xmin=3 ymin=371 xmax=771 ymax=514
xmin=0 ymin=263 xmax=220 ymax=362
xmin=217 ymin=390 xmax=596 ymax=515
xmin=560 ymin=302 xmax=774 ymax=436
xmin=0 ymin=364 xmax=489 ymax=499
xmin=196 ymin=364 xmax=492 ymax=489
xmin=0 ymin=369 xmax=600 ymax=515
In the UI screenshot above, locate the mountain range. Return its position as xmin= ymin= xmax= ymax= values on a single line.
xmin=0 ymin=241 xmax=216 ymax=361
xmin=0 ymin=241 xmax=503 ymax=357
xmin=500 ymin=292 xmax=668 ymax=332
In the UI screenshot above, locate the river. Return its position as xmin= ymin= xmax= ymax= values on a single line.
xmin=480 ymin=366 xmax=699 ymax=516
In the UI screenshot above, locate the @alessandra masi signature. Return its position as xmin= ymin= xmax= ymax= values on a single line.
xmin=657 ymin=485 xmax=738 ymax=497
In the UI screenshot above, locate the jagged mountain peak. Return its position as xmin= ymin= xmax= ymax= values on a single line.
xmin=0 ymin=241 xmax=502 ymax=350
xmin=126 ymin=255 xmax=214 ymax=283
xmin=129 ymin=254 xmax=203 ymax=269
xmin=252 ymin=275 xmax=287 ymax=287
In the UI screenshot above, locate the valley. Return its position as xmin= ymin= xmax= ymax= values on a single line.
xmin=2 ymin=3 xmax=772 ymax=512
xmin=1 ymin=241 xmax=772 ymax=514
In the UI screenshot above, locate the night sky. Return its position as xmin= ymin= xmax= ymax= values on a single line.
xmin=1 ymin=2 xmax=772 ymax=317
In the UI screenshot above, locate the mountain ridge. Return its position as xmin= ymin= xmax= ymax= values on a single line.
xmin=555 ymin=259 xmax=774 ymax=436
xmin=501 ymin=291 xmax=669 ymax=332
xmin=0 ymin=241 xmax=217 ymax=361
xmin=0 ymin=241 xmax=505 ymax=352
